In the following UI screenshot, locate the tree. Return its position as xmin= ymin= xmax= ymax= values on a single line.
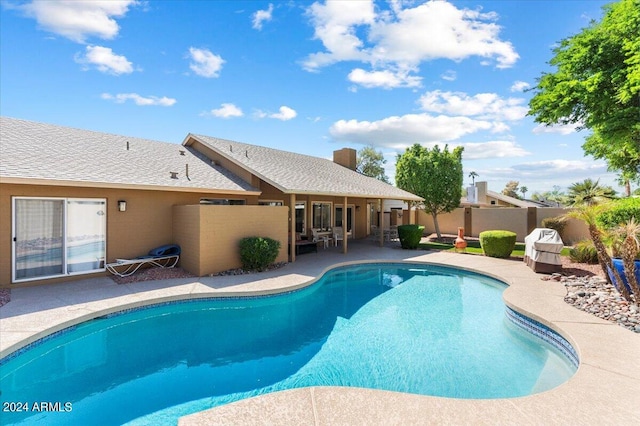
xmin=567 ymin=178 xmax=617 ymax=206
xmin=356 ymin=145 xmax=390 ymax=183
xmin=528 ymin=0 xmax=640 ymax=192
xmin=520 ymin=186 xmax=528 ymax=199
xmin=396 ymin=144 xmax=464 ymax=240
xmin=532 ymin=185 xmax=568 ymax=206
xmin=502 ymin=181 xmax=520 ymax=198
xmin=469 ymin=171 xmax=479 ymax=185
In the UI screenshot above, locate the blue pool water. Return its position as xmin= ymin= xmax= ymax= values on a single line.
xmin=0 ymin=263 xmax=577 ymax=425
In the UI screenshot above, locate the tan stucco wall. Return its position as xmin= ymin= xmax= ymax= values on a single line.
xmin=0 ymin=183 xmax=247 ymax=287
xmin=415 ymin=207 xmax=590 ymax=243
xmin=173 ymin=205 xmax=288 ymax=276
xmin=417 ymin=209 xmax=465 ymax=235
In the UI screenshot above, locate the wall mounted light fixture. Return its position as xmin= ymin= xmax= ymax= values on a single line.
xmin=118 ymin=200 xmax=127 ymax=212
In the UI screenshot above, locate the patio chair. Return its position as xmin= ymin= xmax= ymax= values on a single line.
xmin=333 ymin=227 xmax=344 ymax=247
xmin=106 ymin=244 xmax=181 ymax=278
xmin=311 ymin=228 xmax=331 ymax=249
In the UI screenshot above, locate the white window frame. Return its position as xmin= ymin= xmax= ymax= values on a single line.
xmin=295 ymin=201 xmax=307 ymax=235
xmin=311 ymin=201 xmax=333 ymax=231
xmin=334 ymin=204 xmax=356 ymax=236
xmin=12 ymin=196 xmax=107 ymax=283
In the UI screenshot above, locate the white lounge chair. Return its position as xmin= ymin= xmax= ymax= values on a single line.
xmin=106 ymin=244 xmax=180 ymax=277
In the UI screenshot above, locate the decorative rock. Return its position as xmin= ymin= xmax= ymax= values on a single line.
xmin=562 ymin=274 xmax=639 ymax=333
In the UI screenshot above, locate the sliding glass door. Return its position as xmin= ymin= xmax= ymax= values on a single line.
xmin=14 ymin=199 xmax=65 ymax=280
xmin=12 ymin=197 xmax=106 ymax=283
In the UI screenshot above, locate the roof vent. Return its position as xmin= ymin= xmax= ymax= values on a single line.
xmin=126 ymin=141 xmax=130 ymax=151
xmin=229 ymin=145 xmax=233 ymax=152
xmin=245 ymin=150 xmax=248 ymax=158
xmin=179 ymin=149 xmax=185 ymax=156
xmin=170 ymin=172 xmax=178 ymax=179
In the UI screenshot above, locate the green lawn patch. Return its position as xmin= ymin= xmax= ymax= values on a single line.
xmin=418 ymin=241 xmax=571 ymax=257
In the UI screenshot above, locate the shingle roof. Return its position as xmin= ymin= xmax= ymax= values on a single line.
xmin=0 ymin=117 xmax=258 ymax=194
xmin=486 ymin=190 xmax=541 ymax=208
xmin=186 ymin=134 xmax=423 ymax=201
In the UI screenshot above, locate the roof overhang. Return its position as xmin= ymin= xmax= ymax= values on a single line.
xmin=0 ymin=177 xmax=262 ymax=196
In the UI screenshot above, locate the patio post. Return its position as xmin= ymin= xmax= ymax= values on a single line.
xmin=290 ymin=193 xmax=296 ymax=263
xmin=379 ymin=198 xmax=385 ymax=247
xmin=343 ymin=196 xmax=348 ymax=254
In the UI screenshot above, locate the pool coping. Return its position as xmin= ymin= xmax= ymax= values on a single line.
xmin=1 ymin=248 xmax=639 ymax=424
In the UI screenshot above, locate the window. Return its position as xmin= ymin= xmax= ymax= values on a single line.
xmin=258 ymin=200 xmax=283 ymax=206
xmin=312 ymin=202 xmax=332 ymax=230
xmin=200 ymin=198 xmax=246 ymax=205
xmin=12 ymin=197 xmax=106 ymax=283
xmin=335 ymin=205 xmax=354 ymax=232
xmin=295 ymin=201 xmax=306 ymax=234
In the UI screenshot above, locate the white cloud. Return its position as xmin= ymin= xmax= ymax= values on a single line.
xmin=252 ymin=4 xmax=274 ymax=30
xmin=532 ymin=122 xmax=581 ymax=135
xmin=101 ymin=93 xmax=176 ymax=106
xmin=203 ymin=103 xmax=244 ymax=118
xmin=188 ymin=47 xmax=225 ymax=78
xmin=302 ymin=0 xmax=376 ymax=70
xmin=303 ymin=0 xmax=518 ymax=87
xmin=270 ymin=106 xmax=297 ymax=121
xmin=75 ymin=45 xmax=134 ymax=75
xmin=254 ymin=106 xmax=297 ymax=120
xmin=456 ymin=141 xmax=531 ymax=159
xmin=329 ymin=113 xmax=493 ymax=148
xmin=418 ymin=90 xmax=528 ymax=121
xmin=441 ymin=70 xmax=457 ymax=81
xmin=18 ymin=0 xmax=138 ymax=43
xmin=347 ymin=68 xmax=421 ymax=89
xmin=510 ymin=80 xmax=530 ymax=92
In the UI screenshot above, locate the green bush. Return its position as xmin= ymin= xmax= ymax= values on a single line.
xmin=239 ymin=237 xmax=281 ymax=271
xmin=595 ymin=198 xmax=640 ymax=230
xmin=541 ymin=215 xmax=568 ymax=239
xmin=397 ymin=225 xmax=425 ymax=249
xmin=479 ymin=230 xmax=517 ymax=258
xmin=569 ymin=239 xmax=599 ymax=264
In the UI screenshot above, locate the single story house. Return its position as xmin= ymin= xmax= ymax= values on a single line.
xmin=0 ymin=117 xmax=421 ymax=287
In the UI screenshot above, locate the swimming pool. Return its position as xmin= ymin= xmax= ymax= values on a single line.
xmin=0 ymin=263 xmax=577 ymax=425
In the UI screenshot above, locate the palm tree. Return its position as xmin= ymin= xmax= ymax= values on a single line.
xmin=520 ymin=186 xmax=528 ymax=199
xmin=567 ymin=178 xmax=616 ymax=206
xmin=468 ymin=171 xmax=479 ymax=185
xmin=565 ymin=205 xmax=632 ymax=300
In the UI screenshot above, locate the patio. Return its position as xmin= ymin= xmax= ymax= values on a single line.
xmin=1 ymin=240 xmax=638 ymax=424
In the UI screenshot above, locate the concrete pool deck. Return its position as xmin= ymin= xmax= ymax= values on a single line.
xmin=1 ymin=241 xmax=639 ymax=425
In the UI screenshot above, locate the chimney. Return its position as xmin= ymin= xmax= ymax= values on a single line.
xmin=333 ymin=148 xmax=357 ymax=171
xmin=476 ymin=181 xmax=488 ymax=204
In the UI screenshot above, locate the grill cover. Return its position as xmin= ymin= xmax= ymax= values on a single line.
xmin=524 ymin=228 xmax=564 ymax=273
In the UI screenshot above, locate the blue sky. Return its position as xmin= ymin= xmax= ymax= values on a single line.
xmin=1 ymin=0 xmax=623 ymax=196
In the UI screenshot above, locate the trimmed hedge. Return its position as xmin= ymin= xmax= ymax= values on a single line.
xmin=239 ymin=237 xmax=281 ymax=271
xmin=479 ymin=230 xmax=517 ymax=258
xmin=596 ymin=198 xmax=640 ymax=230
xmin=397 ymin=224 xmax=425 ymax=249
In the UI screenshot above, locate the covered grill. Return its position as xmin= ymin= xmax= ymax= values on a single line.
xmin=524 ymin=228 xmax=564 ymax=273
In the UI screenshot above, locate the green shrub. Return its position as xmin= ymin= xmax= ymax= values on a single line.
xmin=569 ymin=239 xmax=599 ymax=264
xmin=479 ymin=230 xmax=517 ymax=258
xmin=239 ymin=237 xmax=281 ymax=271
xmin=595 ymin=198 xmax=640 ymax=230
xmin=397 ymin=225 xmax=425 ymax=249
xmin=541 ymin=215 xmax=568 ymax=239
